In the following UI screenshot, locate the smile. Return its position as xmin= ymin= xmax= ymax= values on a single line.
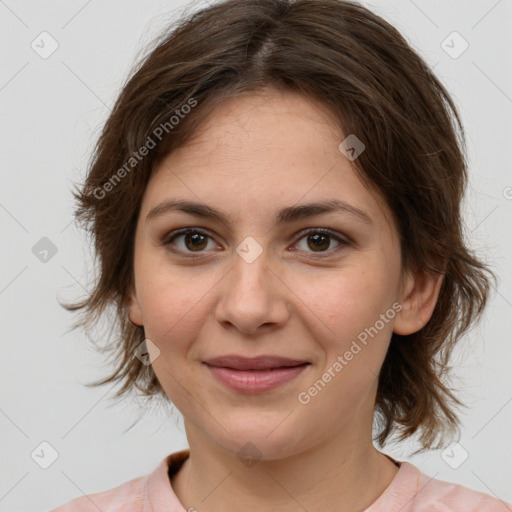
xmin=203 ymin=363 xmax=311 ymax=393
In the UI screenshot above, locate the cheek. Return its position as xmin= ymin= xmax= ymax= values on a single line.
xmin=302 ymin=264 xmax=399 ymax=382
xmin=300 ymin=269 xmax=397 ymax=398
xmin=135 ymin=264 xmax=218 ymax=351
xmin=301 ymin=263 xmax=395 ymax=334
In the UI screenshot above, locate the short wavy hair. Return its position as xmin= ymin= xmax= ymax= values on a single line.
xmin=62 ymin=0 xmax=496 ymax=454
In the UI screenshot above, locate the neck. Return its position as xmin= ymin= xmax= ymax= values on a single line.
xmin=171 ymin=424 xmax=399 ymax=512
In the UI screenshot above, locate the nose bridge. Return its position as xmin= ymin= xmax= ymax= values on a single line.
xmin=230 ymin=235 xmax=271 ymax=297
xmin=215 ymin=235 xmax=287 ymax=332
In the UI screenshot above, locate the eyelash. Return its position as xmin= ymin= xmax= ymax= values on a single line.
xmin=161 ymin=227 xmax=350 ymax=259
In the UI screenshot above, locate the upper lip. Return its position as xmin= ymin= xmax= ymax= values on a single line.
xmin=203 ymin=355 xmax=310 ymax=370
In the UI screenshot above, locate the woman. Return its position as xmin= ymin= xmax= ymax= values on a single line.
xmin=51 ymin=0 xmax=510 ymax=510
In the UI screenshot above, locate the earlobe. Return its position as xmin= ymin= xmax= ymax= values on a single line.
xmin=393 ymin=266 xmax=445 ymax=336
xmin=127 ymin=290 xmax=144 ymax=326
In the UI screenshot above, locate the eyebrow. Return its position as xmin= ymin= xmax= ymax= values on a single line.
xmin=145 ymin=199 xmax=373 ymax=226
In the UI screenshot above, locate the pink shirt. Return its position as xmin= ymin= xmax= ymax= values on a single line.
xmin=50 ymin=449 xmax=512 ymax=511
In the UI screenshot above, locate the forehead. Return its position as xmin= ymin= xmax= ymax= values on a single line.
xmin=141 ymin=88 xmax=395 ymax=233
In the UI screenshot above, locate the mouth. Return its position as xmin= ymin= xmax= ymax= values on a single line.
xmin=202 ymin=355 xmax=311 ymax=393
xmin=203 ymin=354 xmax=310 ymax=371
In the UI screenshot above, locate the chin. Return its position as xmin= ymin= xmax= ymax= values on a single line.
xmin=213 ymin=422 xmax=306 ymax=463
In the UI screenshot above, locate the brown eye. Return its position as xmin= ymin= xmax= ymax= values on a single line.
xmin=182 ymin=231 xmax=209 ymax=251
xmin=162 ymin=227 xmax=349 ymax=259
xmin=306 ymin=233 xmax=331 ymax=251
xmin=293 ymin=228 xmax=349 ymax=256
xmin=164 ymin=229 xmax=218 ymax=255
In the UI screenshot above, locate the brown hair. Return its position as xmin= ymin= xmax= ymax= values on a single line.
xmin=62 ymin=0 xmax=496 ymax=454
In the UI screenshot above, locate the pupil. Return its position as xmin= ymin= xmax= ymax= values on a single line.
xmin=186 ymin=232 xmax=207 ymax=251
xmin=309 ymin=234 xmax=329 ymax=251
xmin=183 ymin=232 xmax=330 ymax=252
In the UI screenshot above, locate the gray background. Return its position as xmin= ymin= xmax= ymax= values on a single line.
xmin=0 ymin=0 xmax=511 ymax=511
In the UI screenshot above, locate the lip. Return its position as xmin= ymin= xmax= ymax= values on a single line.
xmin=203 ymin=355 xmax=309 ymax=370
xmin=203 ymin=355 xmax=311 ymax=393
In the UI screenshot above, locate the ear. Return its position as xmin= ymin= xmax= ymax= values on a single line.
xmin=126 ymin=287 xmax=144 ymax=327
xmin=393 ymin=265 xmax=445 ymax=336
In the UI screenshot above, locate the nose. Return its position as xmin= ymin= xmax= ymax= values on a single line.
xmin=214 ymin=241 xmax=290 ymax=335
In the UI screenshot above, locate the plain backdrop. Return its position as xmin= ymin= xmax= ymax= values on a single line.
xmin=0 ymin=0 xmax=511 ymax=511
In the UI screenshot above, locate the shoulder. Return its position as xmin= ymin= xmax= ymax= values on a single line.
xmin=48 ymin=472 xmax=148 ymax=512
xmin=401 ymin=462 xmax=512 ymax=512
xmin=48 ymin=450 xmax=189 ymax=512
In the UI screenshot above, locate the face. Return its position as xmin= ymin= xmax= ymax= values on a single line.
xmin=128 ymin=87 xmax=440 ymax=460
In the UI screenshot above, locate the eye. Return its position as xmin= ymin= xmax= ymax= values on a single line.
xmin=162 ymin=227 xmax=349 ymax=259
xmin=292 ymin=228 xmax=349 ymax=257
xmin=163 ymin=228 xmax=219 ymax=256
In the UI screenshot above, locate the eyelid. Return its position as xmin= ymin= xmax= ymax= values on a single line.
xmin=294 ymin=227 xmax=350 ymax=244
xmin=161 ymin=226 xmax=351 ymax=258
xmin=291 ymin=227 xmax=350 ymax=257
xmin=161 ymin=228 xmax=221 ymax=256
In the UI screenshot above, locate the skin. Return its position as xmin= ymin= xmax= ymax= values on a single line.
xmin=128 ymin=87 xmax=444 ymax=512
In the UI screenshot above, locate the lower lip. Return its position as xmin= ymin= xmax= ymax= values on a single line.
xmin=204 ymin=363 xmax=310 ymax=393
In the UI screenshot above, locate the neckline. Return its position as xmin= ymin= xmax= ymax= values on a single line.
xmin=165 ymin=448 xmax=405 ymax=510
xmin=166 ymin=449 xmax=402 ymax=479
xmin=383 ymin=452 xmax=402 ymax=468
xmin=167 ymin=449 xmax=190 ymax=481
